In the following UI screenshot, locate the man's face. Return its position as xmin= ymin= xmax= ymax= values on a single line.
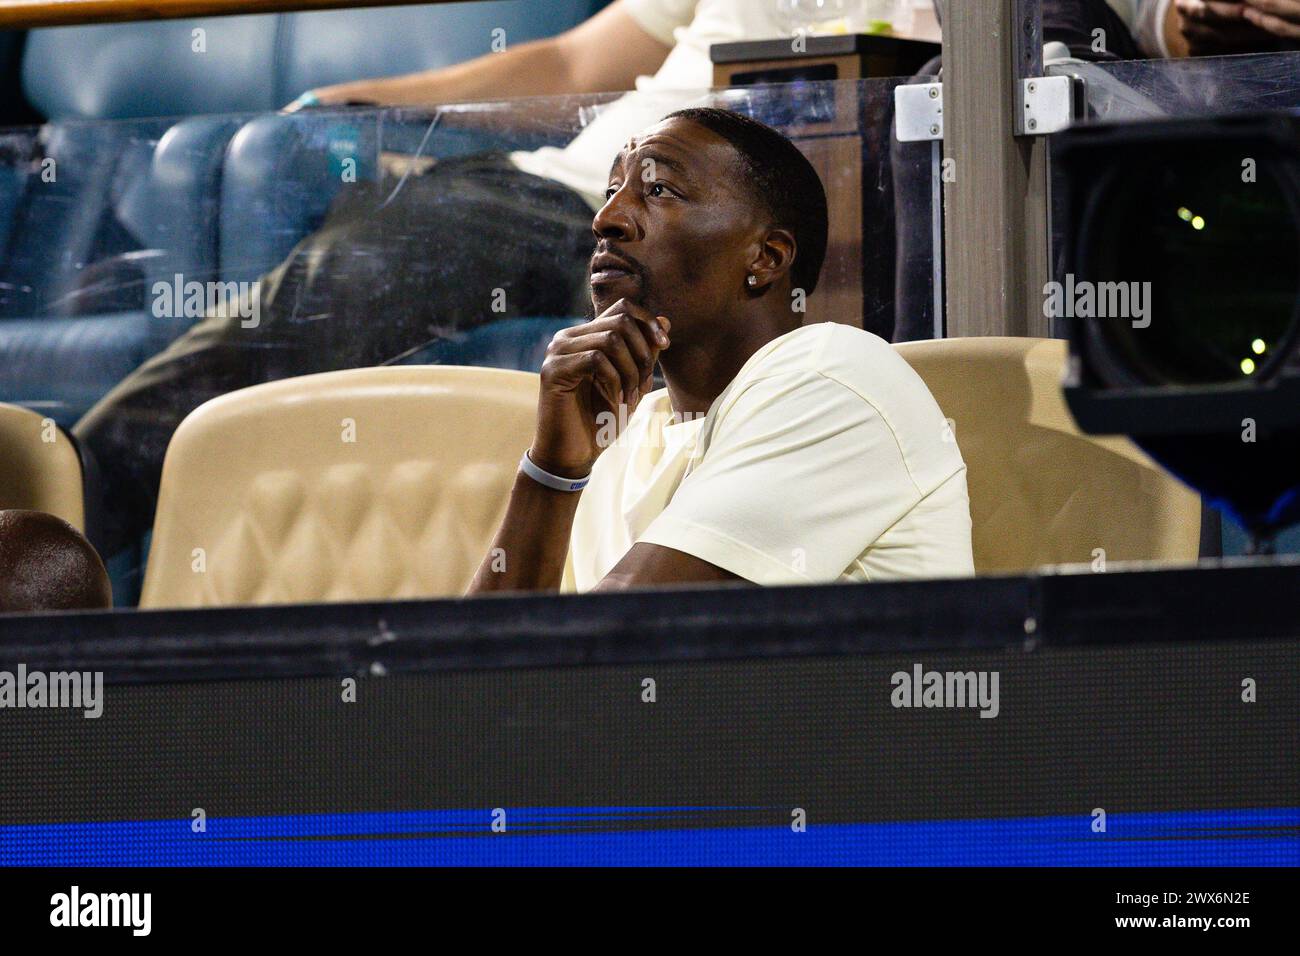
xmin=590 ymin=118 xmax=767 ymax=333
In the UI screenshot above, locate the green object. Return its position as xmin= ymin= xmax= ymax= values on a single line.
xmin=1088 ymin=148 xmax=1300 ymax=386
xmin=866 ymin=20 xmax=894 ymax=35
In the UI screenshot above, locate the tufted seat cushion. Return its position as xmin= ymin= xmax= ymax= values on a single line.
xmin=894 ymin=336 xmax=1202 ymax=574
xmin=141 ymin=336 xmax=1204 ymax=609
xmin=139 ymin=365 xmax=537 ymax=608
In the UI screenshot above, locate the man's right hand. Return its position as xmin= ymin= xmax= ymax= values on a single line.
xmin=1173 ymin=0 xmax=1278 ymax=54
xmin=530 ymin=299 xmax=671 ymax=480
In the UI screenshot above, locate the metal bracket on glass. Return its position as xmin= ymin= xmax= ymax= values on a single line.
xmin=894 ymin=75 xmax=1074 ymax=143
xmin=894 ymin=82 xmax=944 ymax=143
xmin=1018 ymin=75 xmax=1074 ymax=135
xmin=897 ymin=0 xmax=1069 ymax=143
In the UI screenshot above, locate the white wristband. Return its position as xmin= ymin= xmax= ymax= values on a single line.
xmin=519 ymin=450 xmax=591 ymax=492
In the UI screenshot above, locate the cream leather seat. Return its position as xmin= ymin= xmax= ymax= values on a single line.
xmin=140 ymin=366 xmax=538 ymax=608
xmin=0 ymin=402 xmax=86 ymax=530
xmin=894 ymin=336 xmax=1201 ymax=574
xmin=143 ymin=339 xmax=1201 ymax=608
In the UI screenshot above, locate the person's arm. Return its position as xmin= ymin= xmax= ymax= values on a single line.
xmin=1161 ymin=0 xmax=1290 ymax=56
xmin=464 ymin=470 xmax=588 ymax=593
xmin=591 ymin=542 xmax=745 ymax=590
xmin=1164 ymin=2 xmax=1191 ymax=56
xmin=1240 ymin=0 xmax=1300 ymax=39
xmin=1133 ymin=0 xmax=1182 ymax=57
xmin=466 ymin=298 xmax=672 ymax=595
xmin=293 ymin=0 xmax=672 ymax=109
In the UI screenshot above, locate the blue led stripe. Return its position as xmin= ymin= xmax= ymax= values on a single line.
xmin=1 ymin=807 xmax=1296 ymax=866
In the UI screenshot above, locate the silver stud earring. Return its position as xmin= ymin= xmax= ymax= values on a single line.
xmin=747 ymin=274 xmax=758 ymax=287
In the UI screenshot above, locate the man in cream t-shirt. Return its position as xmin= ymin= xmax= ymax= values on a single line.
xmin=559 ymin=319 xmax=974 ymax=591
xmin=467 ymin=107 xmax=973 ymax=596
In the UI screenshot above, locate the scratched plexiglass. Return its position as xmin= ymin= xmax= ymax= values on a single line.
xmin=0 ymin=77 xmax=938 ymax=604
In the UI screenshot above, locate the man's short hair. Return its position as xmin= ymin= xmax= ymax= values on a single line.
xmin=665 ymin=107 xmax=830 ymax=296
xmin=0 ymin=510 xmax=112 ymax=613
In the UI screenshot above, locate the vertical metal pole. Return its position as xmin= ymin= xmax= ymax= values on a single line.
xmin=942 ymin=0 xmax=1052 ymax=339
xmin=931 ymin=140 xmax=946 ymax=340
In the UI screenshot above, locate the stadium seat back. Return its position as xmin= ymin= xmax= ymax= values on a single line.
xmin=894 ymin=336 xmax=1201 ymax=574
xmin=0 ymin=402 xmax=86 ymax=530
xmin=140 ymin=366 xmax=537 ymax=608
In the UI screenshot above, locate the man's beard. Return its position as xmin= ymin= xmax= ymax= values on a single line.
xmin=587 ymin=276 xmax=655 ymax=320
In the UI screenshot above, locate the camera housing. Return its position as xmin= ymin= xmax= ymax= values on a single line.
xmin=1057 ymin=113 xmax=1300 ymax=537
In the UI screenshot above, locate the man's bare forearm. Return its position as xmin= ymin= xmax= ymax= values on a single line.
xmin=465 ymin=470 xmax=583 ymax=594
xmin=321 ymin=36 xmax=577 ymax=107
xmin=1164 ymin=1 xmax=1192 ymax=57
xmin=306 ymin=3 xmax=670 ymax=109
xmin=468 ymin=302 xmax=670 ymax=596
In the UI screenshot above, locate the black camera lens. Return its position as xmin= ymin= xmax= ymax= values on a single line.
xmin=1083 ymin=148 xmax=1300 ymax=386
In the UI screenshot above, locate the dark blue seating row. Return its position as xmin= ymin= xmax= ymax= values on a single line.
xmin=0 ymin=2 xmax=607 ymax=425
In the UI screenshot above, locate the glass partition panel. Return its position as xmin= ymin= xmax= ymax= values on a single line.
xmin=0 ymin=76 xmax=938 ymax=605
xmin=1051 ymin=52 xmax=1300 ymax=123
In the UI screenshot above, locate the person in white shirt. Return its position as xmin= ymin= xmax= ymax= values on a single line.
xmin=305 ymin=0 xmax=797 ymax=211
xmin=467 ymin=108 xmax=974 ymax=593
